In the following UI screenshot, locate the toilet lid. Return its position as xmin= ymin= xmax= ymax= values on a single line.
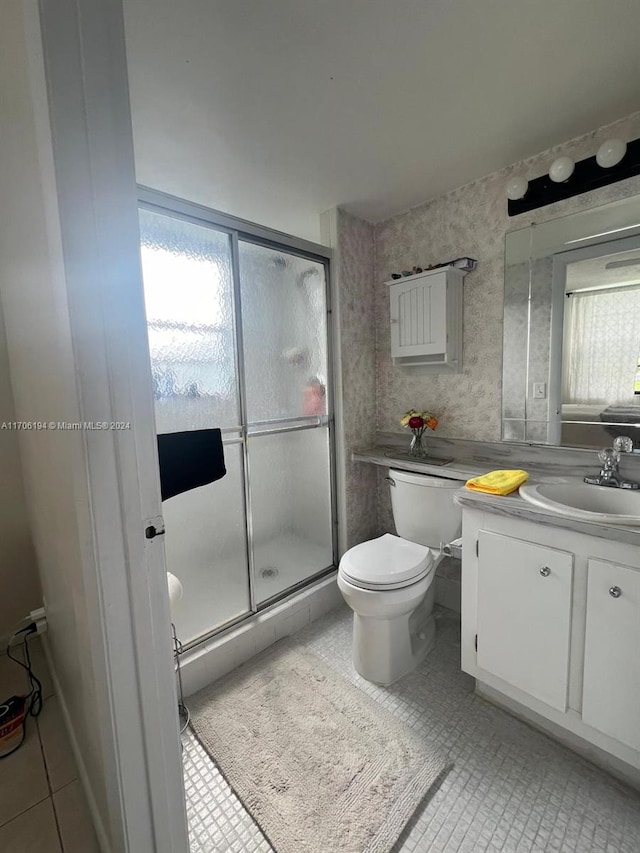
xmin=339 ymin=533 xmax=433 ymax=588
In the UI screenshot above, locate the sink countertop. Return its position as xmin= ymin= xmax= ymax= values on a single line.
xmin=353 ymin=443 xmax=591 ymax=482
xmin=352 ymin=445 xmax=488 ymax=481
xmin=353 ymin=444 xmax=640 ymax=547
xmin=454 ymin=488 xmax=640 ymax=546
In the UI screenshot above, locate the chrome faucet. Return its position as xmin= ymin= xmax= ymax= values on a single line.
xmin=584 ymin=436 xmax=639 ymax=489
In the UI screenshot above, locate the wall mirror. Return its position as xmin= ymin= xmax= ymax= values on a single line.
xmin=502 ymin=192 xmax=640 ymax=449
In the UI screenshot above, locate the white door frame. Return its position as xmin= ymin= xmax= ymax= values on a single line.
xmin=29 ymin=0 xmax=189 ymax=850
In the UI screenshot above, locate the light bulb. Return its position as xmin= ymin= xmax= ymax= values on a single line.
xmin=596 ymin=138 xmax=627 ymax=168
xmin=506 ymin=175 xmax=528 ymax=200
xmin=549 ymin=156 xmax=575 ymax=183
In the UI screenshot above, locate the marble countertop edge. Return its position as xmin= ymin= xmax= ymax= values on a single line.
xmin=454 ymin=489 xmax=640 ymax=546
xmin=352 ymin=445 xmax=591 ymax=481
xmin=353 ymin=444 xmax=640 ymax=546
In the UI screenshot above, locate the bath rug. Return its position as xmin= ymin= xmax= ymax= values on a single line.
xmin=189 ymin=639 xmax=451 ymax=853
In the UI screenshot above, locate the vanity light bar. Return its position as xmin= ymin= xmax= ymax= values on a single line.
xmin=507 ymin=137 xmax=640 ymax=217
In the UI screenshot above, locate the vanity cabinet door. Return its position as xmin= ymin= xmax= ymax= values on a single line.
xmin=582 ymin=559 xmax=640 ymax=751
xmin=476 ymin=531 xmax=574 ymax=711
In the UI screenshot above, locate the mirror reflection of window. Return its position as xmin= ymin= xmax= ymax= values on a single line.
xmin=502 ymin=194 xmax=640 ymax=449
xmin=561 ymin=244 xmax=640 ymax=447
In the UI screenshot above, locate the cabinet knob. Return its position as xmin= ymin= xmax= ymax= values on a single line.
xmin=539 ymin=566 xmax=551 ymax=577
xmin=609 ymin=585 xmax=622 ymax=598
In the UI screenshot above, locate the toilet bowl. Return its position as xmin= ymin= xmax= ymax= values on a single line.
xmin=338 ymin=469 xmax=464 ymax=685
xmin=338 ymin=534 xmax=437 ymax=685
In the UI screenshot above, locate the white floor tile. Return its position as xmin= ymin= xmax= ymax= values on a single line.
xmin=54 ymin=780 xmax=100 ymax=853
xmin=0 ymin=798 xmax=62 ymax=852
xmin=183 ymin=604 xmax=640 ymax=853
xmin=0 ymin=719 xmax=49 ymax=827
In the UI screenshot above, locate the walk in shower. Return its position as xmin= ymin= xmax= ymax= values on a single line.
xmin=138 ymin=193 xmax=336 ymax=648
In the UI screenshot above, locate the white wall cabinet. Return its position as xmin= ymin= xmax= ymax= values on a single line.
xmin=387 ymin=267 xmax=464 ymax=371
xmin=477 ymin=532 xmax=573 ymax=711
xmin=582 ymin=559 xmax=640 ymax=752
xmin=461 ymin=507 xmax=640 ymax=785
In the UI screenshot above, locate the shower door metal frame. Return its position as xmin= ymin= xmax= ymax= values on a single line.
xmin=138 ymin=187 xmax=338 ymax=649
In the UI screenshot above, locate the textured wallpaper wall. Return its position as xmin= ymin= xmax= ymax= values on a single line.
xmin=334 ymin=208 xmax=379 ymax=549
xmin=374 ymin=111 xmax=640 ymax=444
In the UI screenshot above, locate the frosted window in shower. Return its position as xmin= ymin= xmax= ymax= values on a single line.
xmin=139 ymin=208 xmax=240 ymax=432
xmin=238 ymin=243 xmax=328 ymax=423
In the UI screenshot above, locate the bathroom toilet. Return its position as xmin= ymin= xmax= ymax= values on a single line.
xmin=338 ymin=468 xmax=464 ymax=685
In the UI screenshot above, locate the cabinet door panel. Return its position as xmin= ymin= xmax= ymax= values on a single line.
xmin=477 ymin=531 xmax=574 ymax=711
xmin=389 ymin=272 xmax=446 ymax=358
xmin=582 ymin=559 xmax=640 ymax=751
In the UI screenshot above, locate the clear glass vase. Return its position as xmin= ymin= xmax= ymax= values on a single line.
xmin=409 ymin=428 xmax=427 ymax=457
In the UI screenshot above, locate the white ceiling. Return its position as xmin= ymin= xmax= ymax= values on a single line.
xmin=124 ymin=0 xmax=640 ymax=241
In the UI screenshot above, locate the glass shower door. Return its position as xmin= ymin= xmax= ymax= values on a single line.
xmin=139 ymin=208 xmax=251 ymax=645
xmin=238 ymin=242 xmax=335 ymax=605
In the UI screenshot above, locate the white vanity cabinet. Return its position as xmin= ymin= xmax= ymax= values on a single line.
xmin=387 ymin=267 xmax=464 ymax=371
xmin=461 ymin=507 xmax=640 ymax=784
xmin=582 ymin=559 xmax=640 ymax=752
xmin=476 ymin=532 xmax=573 ymax=711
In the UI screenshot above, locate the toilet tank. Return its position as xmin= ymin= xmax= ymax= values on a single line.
xmin=388 ymin=468 xmax=464 ymax=548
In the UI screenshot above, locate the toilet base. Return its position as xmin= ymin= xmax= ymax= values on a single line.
xmin=352 ymin=597 xmax=436 ymax=686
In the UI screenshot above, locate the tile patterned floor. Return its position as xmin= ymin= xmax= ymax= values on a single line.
xmin=183 ymin=604 xmax=640 ymax=853
xmin=0 ymin=640 xmax=100 ymax=852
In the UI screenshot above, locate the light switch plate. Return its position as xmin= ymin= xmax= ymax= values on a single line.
xmin=532 ymin=382 xmax=547 ymax=399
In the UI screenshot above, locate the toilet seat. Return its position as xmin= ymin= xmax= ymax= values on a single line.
xmin=339 ymin=533 xmax=434 ymax=591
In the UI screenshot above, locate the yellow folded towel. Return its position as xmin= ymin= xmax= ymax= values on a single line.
xmin=465 ymin=469 xmax=529 ymax=496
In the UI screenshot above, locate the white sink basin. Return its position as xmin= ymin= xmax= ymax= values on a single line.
xmin=519 ymin=481 xmax=640 ymax=525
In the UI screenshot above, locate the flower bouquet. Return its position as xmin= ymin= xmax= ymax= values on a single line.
xmin=400 ymin=409 xmax=438 ymax=457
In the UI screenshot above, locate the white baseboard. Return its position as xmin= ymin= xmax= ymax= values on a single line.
xmin=41 ymin=639 xmax=112 ymax=853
